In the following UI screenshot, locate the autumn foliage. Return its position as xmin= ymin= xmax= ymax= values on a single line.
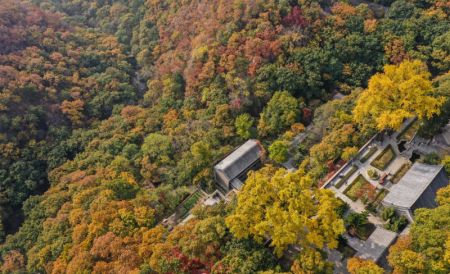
xmin=0 ymin=0 xmax=449 ymax=273
xmin=347 ymin=257 xmax=383 ymax=274
xmin=353 ymin=60 xmax=444 ymax=130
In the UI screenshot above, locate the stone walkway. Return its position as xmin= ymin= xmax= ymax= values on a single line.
xmin=281 ymin=124 xmax=313 ymax=171
xmin=323 ymin=118 xmax=450 ymax=271
xmin=325 ymin=248 xmax=348 ymax=274
xmin=347 ymin=228 xmax=398 ymax=262
xmin=345 ymin=232 xmax=366 ymax=252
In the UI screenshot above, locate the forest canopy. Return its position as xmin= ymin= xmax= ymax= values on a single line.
xmin=0 ymin=0 xmax=449 ymax=273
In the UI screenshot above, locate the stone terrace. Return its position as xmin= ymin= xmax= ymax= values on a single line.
xmin=322 ymin=118 xmax=438 ymax=271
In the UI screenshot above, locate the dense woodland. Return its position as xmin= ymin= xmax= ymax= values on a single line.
xmin=0 ymin=0 xmax=449 ymax=273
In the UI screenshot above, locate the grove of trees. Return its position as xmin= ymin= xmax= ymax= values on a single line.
xmin=0 ymin=0 xmax=449 ymax=273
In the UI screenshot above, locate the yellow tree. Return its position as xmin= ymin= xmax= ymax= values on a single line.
xmin=225 ymin=165 xmax=345 ymax=260
xmin=347 ymin=257 xmax=384 ymax=274
xmin=291 ymin=247 xmax=334 ymax=273
xmin=387 ymin=236 xmax=426 ymax=274
xmin=353 ymin=60 xmax=444 ymax=131
xmin=60 ymin=99 xmax=85 ymax=127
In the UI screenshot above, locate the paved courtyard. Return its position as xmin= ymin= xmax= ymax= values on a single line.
xmin=321 ymin=118 xmax=442 ymax=271
xmin=324 ymin=118 xmax=425 ymax=200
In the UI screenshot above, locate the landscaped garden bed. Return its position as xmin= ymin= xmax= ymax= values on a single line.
xmin=370 ymin=145 xmax=396 ymax=170
xmin=345 ymin=211 xmax=376 ymax=241
xmin=367 ymin=168 xmax=379 ymax=180
xmin=344 ymin=175 xmax=376 ymax=202
xmin=334 ymin=166 xmax=358 ymax=189
xmin=336 ymin=198 xmax=350 ymax=218
xmin=355 ymin=223 xmax=376 ymax=240
xmin=177 ymin=190 xmax=204 ymax=219
xmin=364 ymin=188 xmax=389 ymax=214
xmin=391 ymin=162 xmax=411 ymax=183
xmin=382 ymin=207 xmax=409 ymax=232
xmin=398 ymin=119 xmax=419 ymax=142
xmin=374 ymin=188 xmax=389 ymax=202
xmin=360 ymin=146 xmax=377 ymax=163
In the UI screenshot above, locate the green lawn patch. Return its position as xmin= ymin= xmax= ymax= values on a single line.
xmin=398 ymin=119 xmax=420 ymax=142
xmin=177 ymin=190 xmax=203 ymax=218
xmin=371 ymin=145 xmax=396 ymax=171
xmin=360 ymin=146 xmax=377 ymax=163
xmin=391 ymin=162 xmax=411 ymax=183
xmin=344 ymin=175 xmax=374 ymax=201
xmin=182 ymin=191 xmax=202 ymax=211
xmin=334 ymin=166 xmax=358 ymax=189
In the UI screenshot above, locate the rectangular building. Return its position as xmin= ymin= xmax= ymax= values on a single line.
xmin=354 ymin=227 xmax=398 ymax=263
xmin=382 ymin=163 xmax=449 ymax=222
xmin=214 ymin=139 xmax=264 ymax=193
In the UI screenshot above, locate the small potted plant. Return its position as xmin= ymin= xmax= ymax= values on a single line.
xmin=367 ymin=168 xmax=379 ymax=180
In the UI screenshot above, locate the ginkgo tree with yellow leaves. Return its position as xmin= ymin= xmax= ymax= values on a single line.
xmin=353 ymin=60 xmax=445 ymax=131
xmin=347 ymin=257 xmax=383 ymax=274
xmin=225 ymin=165 xmax=345 ymax=272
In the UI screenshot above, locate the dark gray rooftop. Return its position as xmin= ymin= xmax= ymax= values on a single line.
xmin=230 ymin=178 xmax=243 ymax=190
xmin=214 ymin=139 xmax=262 ymax=184
xmin=383 ymin=163 xmax=444 ymax=208
xmin=355 ymin=227 xmax=398 ymax=262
